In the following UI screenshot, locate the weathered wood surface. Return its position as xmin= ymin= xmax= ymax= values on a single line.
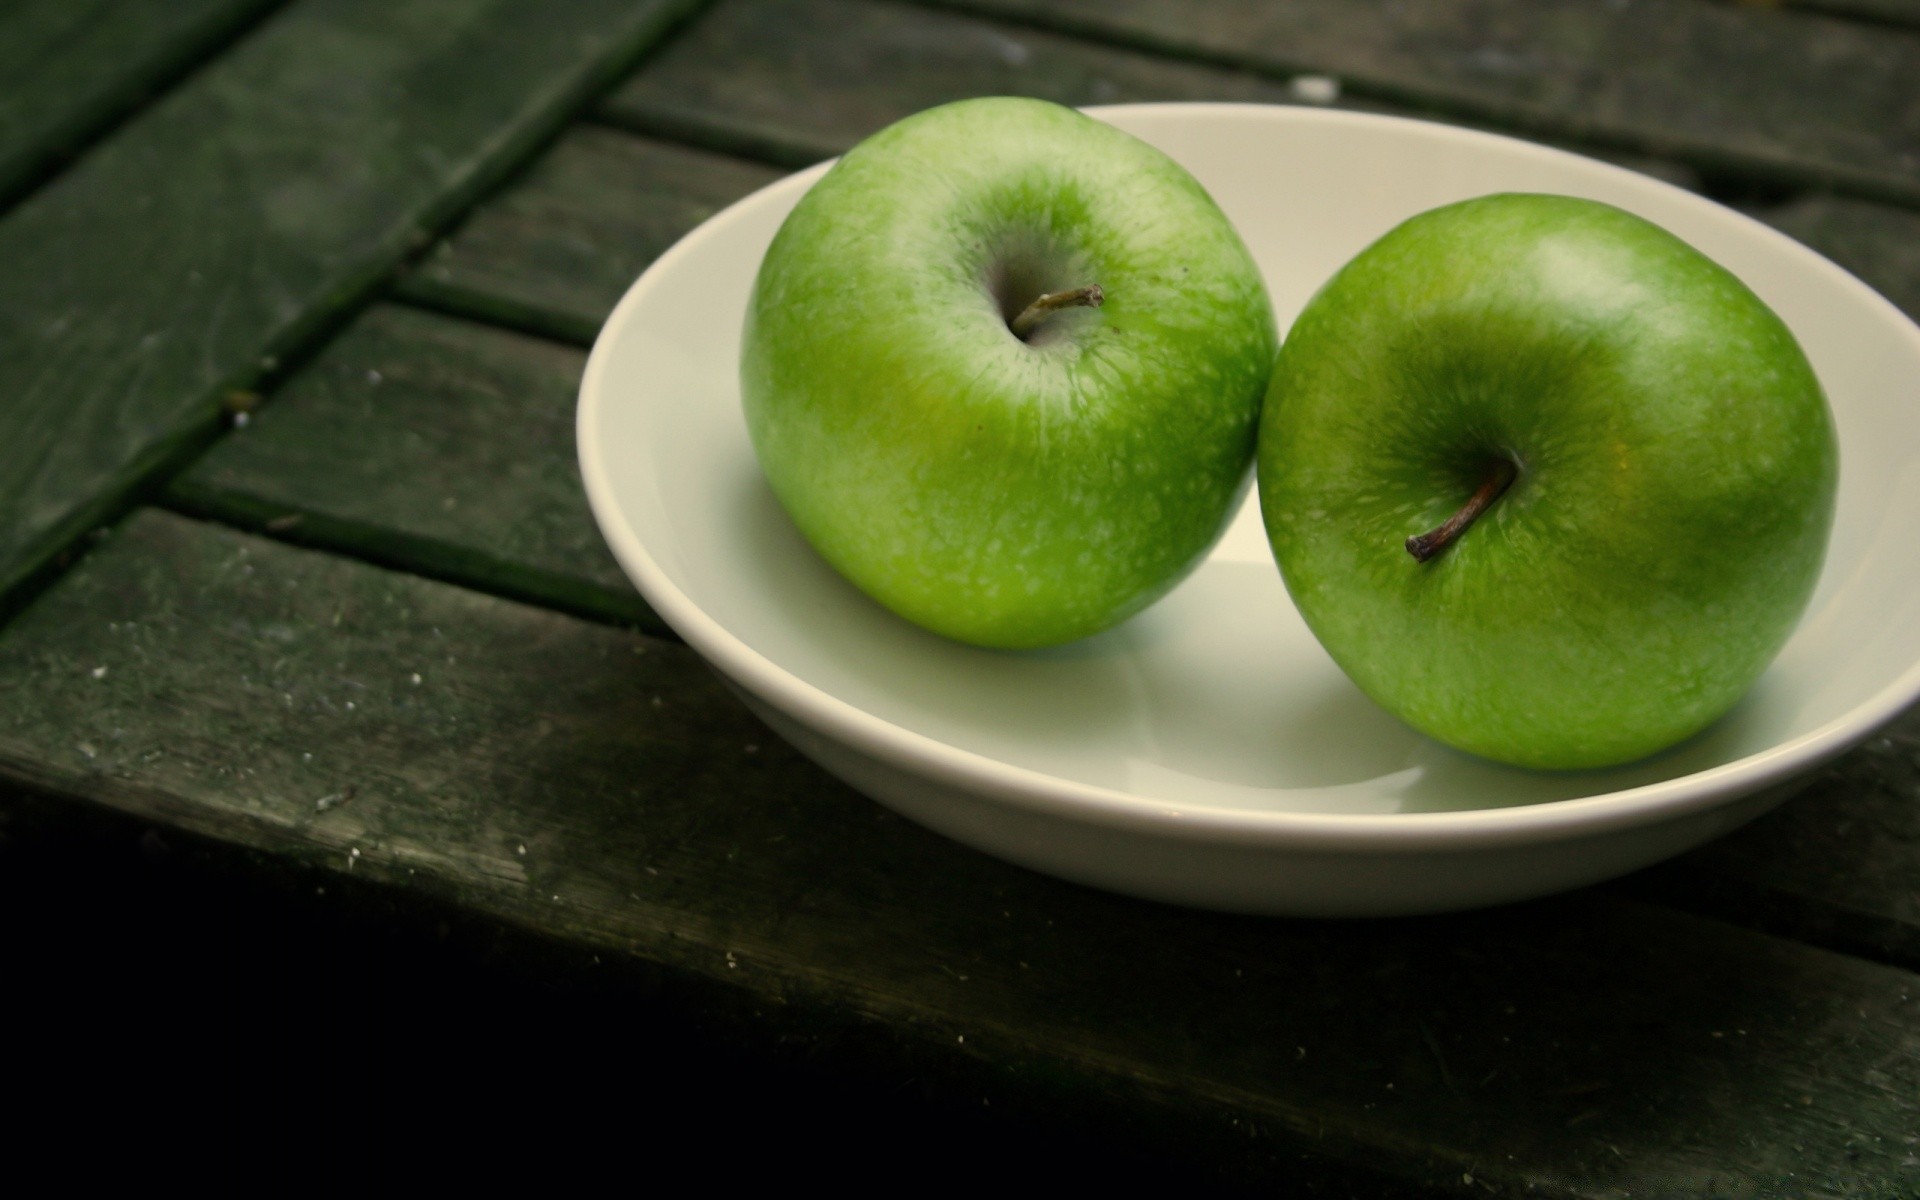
xmin=598 ymin=0 xmax=1309 ymax=167
xmin=0 ymin=0 xmax=280 ymax=206
xmin=0 ymin=0 xmax=703 ymax=605
xmin=397 ymin=129 xmax=782 ymax=345
xmin=4 ymin=510 xmax=1916 ymax=1198
xmin=166 ymin=304 xmax=658 ymax=630
xmin=1785 ymin=0 xmax=1920 ymax=27
xmin=1758 ymin=193 xmax=1920 ymax=322
xmin=1628 ymin=714 xmax=1920 ymax=972
xmin=0 ymin=779 xmax=1231 ymax=1193
xmin=599 ymin=0 xmax=1705 ymax=192
xmin=921 ymin=0 xmax=1920 ymax=204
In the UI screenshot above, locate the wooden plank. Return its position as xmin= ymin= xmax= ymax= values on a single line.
xmin=598 ymin=0 xmax=1310 ymax=167
xmin=2 ymin=509 xmax=1915 ymax=1198
xmin=597 ymin=0 xmax=1701 ymax=188
xmin=1783 ymin=0 xmax=1920 ymax=27
xmin=0 ymin=782 xmax=1242 ymax=1192
xmin=165 ymin=304 xmax=659 ymax=631
xmin=0 ymin=0 xmax=281 ymax=206
xmin=0 ymin=0 xmax=706 ymax=606
xmin=395 ymin=128 xmax=783 ymax=345
xmin=917 ymin=0 xmax=1920 ymax=204
xmin=1628 ymin=704 xmax=1920 ymax=970
xmin=1758 ymin=193 xmax=1920 ymax=323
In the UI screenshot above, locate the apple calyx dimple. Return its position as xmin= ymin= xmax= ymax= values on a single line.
xmin=1405 ymin=456 xmax=1519 ymax=563
xmin=1009 ymin=284 xmax=1104 ymax=341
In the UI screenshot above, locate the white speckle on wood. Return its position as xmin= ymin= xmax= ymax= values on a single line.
xmin=1290 ymin=73 xmax=1340 ymax=103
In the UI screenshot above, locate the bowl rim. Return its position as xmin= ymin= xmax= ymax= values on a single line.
xmin=578 ymin=101 xmax=1920 ymax=854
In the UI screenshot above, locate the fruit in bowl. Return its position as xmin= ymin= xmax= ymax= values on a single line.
xmin=1258 ymin=192 xmax=1839 ymax=770
xmin=741 ymin=97 xmax=1277 ymax=649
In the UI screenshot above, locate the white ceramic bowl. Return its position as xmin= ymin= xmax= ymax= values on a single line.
xmin=579 ymin=104 xmax=1920 ymax=916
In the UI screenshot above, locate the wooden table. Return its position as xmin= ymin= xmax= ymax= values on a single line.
xmin=2 ymin=1 xmax=1916 ymax=1192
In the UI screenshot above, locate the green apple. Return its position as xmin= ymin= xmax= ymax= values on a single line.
xmin=742 ymin=97 xmax=1277 ymax=649
xmin=1259 ymin=193 xmax=1838 ymax=769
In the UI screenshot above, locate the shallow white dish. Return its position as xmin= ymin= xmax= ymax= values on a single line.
xmin=579 ymin=104 xmax=1920 ymax=916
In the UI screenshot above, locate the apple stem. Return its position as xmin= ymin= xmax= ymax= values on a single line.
xmin=1010 ymin=284 xmax=1104 ymax=340
xmin=1406 ymin=458 xmax=1518 ymax=563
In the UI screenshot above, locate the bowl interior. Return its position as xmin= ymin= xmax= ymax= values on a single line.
xmin=581 ymin=104 xmax=1920 ymax=818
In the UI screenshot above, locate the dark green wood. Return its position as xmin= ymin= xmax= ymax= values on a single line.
xmin=1758 ymin=193 xmax=1920 ymax=322
xmin=599 ymin=0 xmax=1700 ymax=183
xmin=916 ymin=0 xmax=1920 ymax=204
xmin=1628 ymin=707 xmax=1920 ymax=971
xmin=0 ymin=0 xmax=281 ymax=206
xmin=598 ymin=0 xmax=1309 ymax=166
xmin=1785 ymin=0 xmax=1920 ymax=27
xmin=0 ymin=0 xmax=706 ymax=606
xmin=1 ymin=509 xmax=1915 ymax=1198
xmin=395 ymin=129 xmax=782 ymax=345
xmin=164 ymin=304 xmax=658 ymax=631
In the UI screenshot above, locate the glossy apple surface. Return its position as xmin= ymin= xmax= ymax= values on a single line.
xmin=742 ymin=97 xmax=1277 ymax=649
xmin=1259 ymin=193 xmax=1839 ymax=769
